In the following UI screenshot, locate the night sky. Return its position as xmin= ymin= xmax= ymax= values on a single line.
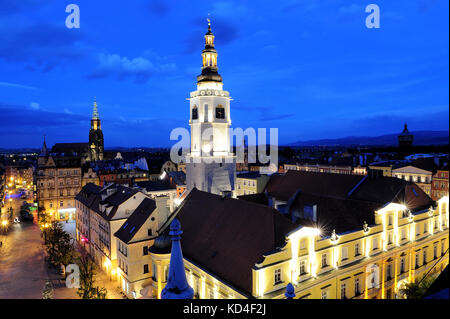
xmin=0 ymin=0 xmax=448 ymax=149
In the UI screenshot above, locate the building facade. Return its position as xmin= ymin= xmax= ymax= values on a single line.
xmin=37 ymin=141 xmax=82 ymax=221
xmin=431 ymin=165 xmax=449 ymax=201
xmin=149 ymin=171 xmax=449 ymax=299
xmin=235 ymin=172 xmax=270 ymax=196
xmin=393 ymin=166 xmax=433 ymax=197
xmin=88 ymin=98 xmax=104 ymax=162
xmin=185 ymin=20 xmax=236 ymax=196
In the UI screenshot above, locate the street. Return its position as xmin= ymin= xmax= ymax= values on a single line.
xmin=0 ymin=190 xmax=123 ymax=299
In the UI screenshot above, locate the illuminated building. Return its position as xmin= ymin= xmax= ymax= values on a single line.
xmin=185 ymin=20 xmax=236 ymax=196
xmin=150 ymin=170 xmax=448 ymax=299
xmin=393 ymin=165 xmax=433 ymax=197
xmin=431 ymin=164 xmax=449 ymax=201
xmin=76 ymin=183 xmax=174 ymax=298
xmin=75 ymin=184 xmax=149 ymax=281
xmin=235 ymin=172 xmax=270 ymax=196
xmin=88 ymin=98 xmax=104 ymax=162
xmin=36 ymin=137 xmax=81 ymax=221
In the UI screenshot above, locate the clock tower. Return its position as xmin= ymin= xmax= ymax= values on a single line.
xmin=185 ymin=19 xmax=236 ymax=196
xmin=89 ymin=98 xmax=104 ymax=162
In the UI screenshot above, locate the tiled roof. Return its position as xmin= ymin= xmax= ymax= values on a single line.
xmin=114 ymin=198 xmax=156 ymax=244
xmin=137 ymin=180 xmax=176 ymax=192
xmin=160 ymin=188 xmax=297 ymax=296
xmin=265 ymin=170 xmax=364 ymax=201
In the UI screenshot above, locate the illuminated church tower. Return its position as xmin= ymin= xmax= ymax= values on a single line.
xmin=185 ymin=19 xmax=236 ymax=196
xmin=89 ymin=98 xmax=104 ymax=161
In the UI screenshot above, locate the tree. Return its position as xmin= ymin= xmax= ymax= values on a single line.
xmin=77 ymin=253 xmax=107 ymax=299
xmin=399 ymin=273 xmax=437 ymax=299
xmin=44 ymin=222 xmax=75 ymax=267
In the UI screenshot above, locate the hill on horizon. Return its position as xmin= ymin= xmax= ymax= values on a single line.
xmin=289 ymin=130 xmax=449 ymax=147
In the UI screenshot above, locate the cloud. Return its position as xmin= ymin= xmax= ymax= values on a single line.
xmin=0 ymin=102 xmax=89 ymax=131
xmin=0 ymin=22 xmax=90 ymax=71
xmin=64 ymin=108 xmax=73 ymax=115
xmin=88 ymin=53 xmax=176 ymax=83
xmin=30 ymin=102 xmax=40 ymax=110
xmin=184 ymin=17 xmax=240 ymax=54
xmin=260 ymin=113 xmax=295 ymax=121
xmin=233 ymin=104 xmax=294 ymax=122
xmin=0 ymin=0 xmax=43 ymax=17
xmin=146 ymin=0 xmax=170 ymax=17
xmin=0 ymin=81 xmax=37 ymax=90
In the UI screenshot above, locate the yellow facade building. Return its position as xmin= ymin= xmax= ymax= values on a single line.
xmin=149 ymin=170 xmax=449 ymax=299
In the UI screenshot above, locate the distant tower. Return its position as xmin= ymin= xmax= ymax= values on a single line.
xmin=398 ymin=123 xmax=413 ymax=154
xmin=185 ymin=19 xmax=236 ymax=196
xmin=38 ymin=135 xmax=49 ymax=166
xmin=89 ymin=97 xmax=104 ymax=161
xmin=161 ymin=218 xmax=194 ymax=299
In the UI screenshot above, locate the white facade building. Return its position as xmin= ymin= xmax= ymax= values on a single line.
xmin=185 ymin=20 xmax=236 ymax=196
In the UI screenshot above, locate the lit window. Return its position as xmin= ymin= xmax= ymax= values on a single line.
xmin=274 ymin=269 xmax=282 ymax=284
xmin=215 ymin=105 xmax=225 ymax=119
xmin=321 ymin=254 xmax=328 ymax=268
xmin=355 ymin=278 xmax=361 ymax=295
xmin=340 ymin=283 xmax=346 ymax=299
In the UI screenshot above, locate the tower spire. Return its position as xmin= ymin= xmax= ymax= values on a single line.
xmin=92 ymin=97 xmax=99 ymax=119
xmin=197 ymin=17 xmax=222 ymax=84
xmin=161 ymin=218 xmax=194 ymax=299
xmin=39 ymin=135 xmax=48 ymax=157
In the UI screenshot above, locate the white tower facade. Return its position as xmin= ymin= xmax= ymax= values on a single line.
xmin=186 ymin=20 xmax=236 ymax=196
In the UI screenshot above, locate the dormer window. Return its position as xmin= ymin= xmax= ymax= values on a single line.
xmin=216 ymin=104 xmax=225 ymax=119
xmin=192 ymin=106 xmax=198 ymax=120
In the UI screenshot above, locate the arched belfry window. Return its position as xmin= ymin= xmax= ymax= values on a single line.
xmin=216 ymin=104 xmax=225 ymax=119
xmin=192 ymin=105 xmax=198 ymax=120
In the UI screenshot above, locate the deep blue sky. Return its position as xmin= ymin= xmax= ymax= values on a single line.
xmin=0 ymin=0 xmax=448 ymax=148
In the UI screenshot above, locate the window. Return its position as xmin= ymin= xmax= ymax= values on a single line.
xmin=321 ymin=254 xmax=328 ymax=268
xmin=340 ymin=283 xmax=346 ymax=299
xmin=299 ymin=260 xmax=307 ymax=275
xmin=152 ymin=263 xmax=157 ymax=280
xmin=424 ymin=222 xmax=428 ymax=234
xmin=415 ymin=253 xmax=419 ymax=269
xmin=148 ymin=229 xmax=152 ymax=236
xmin=434 ymin=245 xmax=438 ymax=259
xmin=400 ymin=258 xmax=405 ymax=273
xmin=355 ymin=243 xmax=360 ymax=256
xmin=386 ymin=264 xmax=392 ymax=281
xmin=372 ymin=237 xmax=379 ymax=250
xmin=143 ymin=246 xmax=148 ymax=256
xmin=143 ymin=264 xmax=149 ymax=274
xmin=60 ymin=200 xmax=63 ymax=208
xmin=215 ymin=105 xmax=225 ymax=119
xmin=355 ymin=278 xmax=361 ymax=296
xmin=388 ymin=215 xmax=392 ymax=226
xmin=416 ymin=224 xmax=420 ymax=236
xmin=321 ymin=290 xmax=328 ymax=299
xmin=388 ymin=232 xmax=393 ymax=245
xmin=303 ymin=205 xmax=316 ymax=221
xmin=192 ymin=106 xmax=198 ymax=120
xmin=401 ymin=228 xmax=406 ymax=240
xmin=423 ymin=250 xmax=427 ymax=265
xmin=274 ymin=269 xmax=282 ymax=284
xmin=341 ymin=247 xmax=348 ymax=261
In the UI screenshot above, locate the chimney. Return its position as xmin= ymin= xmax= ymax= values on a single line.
xmin=155 ymin=196 xmax=170 ymax=231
